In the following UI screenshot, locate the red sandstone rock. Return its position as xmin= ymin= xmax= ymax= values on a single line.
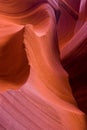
xmin=0 ymin=1 xmax=87 ymax=130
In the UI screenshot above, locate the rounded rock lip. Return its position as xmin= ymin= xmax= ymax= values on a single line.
xmin=0 ymin=0 xmax=48 ymax=15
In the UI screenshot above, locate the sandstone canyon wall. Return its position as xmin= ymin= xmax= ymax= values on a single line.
xmin=0 ymin=0 xmax=87 ymax=130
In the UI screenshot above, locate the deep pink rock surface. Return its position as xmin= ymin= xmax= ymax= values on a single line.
xmin=0 ymin=0 xmax=87 ymax=129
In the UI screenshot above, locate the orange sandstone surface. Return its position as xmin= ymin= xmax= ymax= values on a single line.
xmin=0 ymin=0 xmax=87 ymax=130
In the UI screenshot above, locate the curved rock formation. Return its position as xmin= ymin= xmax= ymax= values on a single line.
xmin=61 ymin=0 xmax=87 ymax=115
xmin=0 ymin=0 xmax=87 ymax=130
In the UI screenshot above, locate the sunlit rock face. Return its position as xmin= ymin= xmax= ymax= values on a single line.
xmin=0 ymin=0 xmax=87 ymax=130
